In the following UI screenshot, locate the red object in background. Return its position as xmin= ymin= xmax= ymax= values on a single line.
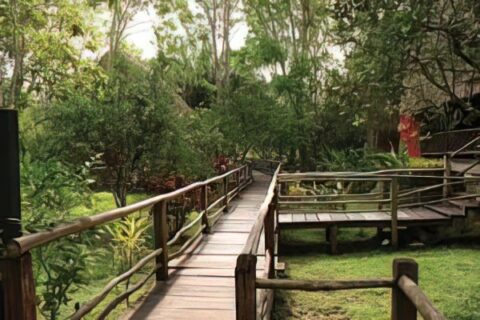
xmin=398 ymin=114 xmax=421 ymax=157
xmin=214 ymin=155 xmax=229 ymax=174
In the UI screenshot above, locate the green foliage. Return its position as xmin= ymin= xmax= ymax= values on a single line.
xmin=317 ymin=148 xmax=408 ymax=172
xmin=105 ymin=215 xmax=151 ymax=274
xmin=20 ymin=153 xmax=93 ymax=231
xmin=408 ymin=157 xmax=443 ymax=168
xmin=35 ymin=240 xmax=94 ymax=320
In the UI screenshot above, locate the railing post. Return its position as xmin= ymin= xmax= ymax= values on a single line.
xmin=223 ymin=176 xmax=229 ymax=213
xmin=378 ymin=180 xmax=384 ymax=210
xmin=392 ymin=258 xmax=418 ymax=320
xmin=0 ymin=109 xmax=36 ymax=320
xmin=201 ymin=185 xmax=210 ymax=233
xmin=153 ymin=200 xmax=169 ymax=281
xmin=390 ymin=178 xmax=399 ymax=249
xmin=235 ymin=253 xmax=257 ymax=320
xmin=443 ymin=155 xmax=451 ymax=202
xmin=265 ymin=197 xmax=276 ymax=278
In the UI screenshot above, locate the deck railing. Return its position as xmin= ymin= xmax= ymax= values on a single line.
xmin=235 ymin=164 xmax=448 ymax=320
xmin=0 ymin=163 xmax=252 ymax=320
xmin=277 ymin=169 xmax=480 ymax=249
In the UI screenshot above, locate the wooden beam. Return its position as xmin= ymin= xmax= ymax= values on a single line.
xmin=0 ymin=253 xmax=36 ymax=320
xmin=235 ymin=254 xmax=257 ymax=320
xmin=329 ymin=225 xmax=338 ymax=255
xmin=154 ymin=201 xmax=169 ymax=281
xmin=255 ymin=278 xmax=394 ymax=291
xmin=390 ymin=178 xmax=399 ymax=249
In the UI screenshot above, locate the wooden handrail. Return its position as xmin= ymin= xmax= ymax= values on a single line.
xmin=450 ymin=135 xmax=480 ymax=158
xmin=5 ymin=165 xmax=249 ymax=257
xmin=242 ymin=163 xmax=281 ymax=255
xmin=255 ymin=278 xmax=394 ymax=291
xmin=278 ymin=168 xmax=444 ymax=179
xmin=279 ymin=173 xmax=478 ymax=181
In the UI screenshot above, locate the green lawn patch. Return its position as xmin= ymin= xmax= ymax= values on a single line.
xmin=274 ymin=229 xmax=480 ymax=320
xmin=70 ymin=192 xmax=150 ymax=217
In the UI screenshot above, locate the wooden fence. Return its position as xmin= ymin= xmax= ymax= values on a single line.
xmin=235 ymin=164 xmax=448 ymax=320
xmin=0 ymin=163 xmax=252 ymax=320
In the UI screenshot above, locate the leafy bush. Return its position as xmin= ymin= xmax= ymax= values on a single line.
xmin=316 ymin=147 xmax=408 ymax=172
xmin=408 ymin=157 xmax=443 ymax=168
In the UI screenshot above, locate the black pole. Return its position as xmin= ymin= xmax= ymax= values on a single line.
xmin=0 ymin=109 xmax=22 ymax=244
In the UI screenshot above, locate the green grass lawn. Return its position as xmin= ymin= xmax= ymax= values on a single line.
xmin=70 ymin=191 xmax=149 ymax=217
xmin=274 ymin=229 xmax=480 ymax=320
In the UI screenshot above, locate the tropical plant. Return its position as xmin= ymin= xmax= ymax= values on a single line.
xmin=105 ymin=214 xmax=151 ymax=305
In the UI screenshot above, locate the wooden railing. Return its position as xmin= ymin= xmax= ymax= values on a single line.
xmin=235 ymin=162 xmax=281 ymax=320
xmin=0 ymin=164 xmax=252 ymax=320
xmin=256 ymin=258 xmax=446 ymax=320
xmin=421 ymin=128 xmax=480 ymax=156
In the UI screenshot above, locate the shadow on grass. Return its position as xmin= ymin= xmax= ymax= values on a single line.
xmin=279 ymin=228 xmax=480 ymax=256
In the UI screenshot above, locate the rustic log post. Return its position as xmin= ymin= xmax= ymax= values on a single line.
xmin=443 ymin=155 xmax=451 ymax=202
xmin=328 ymin=225 xmax=338 ymax=254
xmin=223 ymin=176 xmax=229 ymax=213
xmin=201 ymin=185 xmax=210 ymax=233
xmin=265 ymin=204 xmax=275 ymax=279
xmin=153 ymin=200 xmax=169 ymax=281
xmin=391 ymin=258 xmax=418 ymax=320
xmin=0 ymin=109 xmax=36 ymax=320
xmin=390 ymin=178 xmax=399 ymax=249
xmin=235 ymin=253 xmax=257 ymax=320
xmin=280 ymin=181 xmax=288 ymax=196
xmin=378 ymin=181 xmax=384 ymax=210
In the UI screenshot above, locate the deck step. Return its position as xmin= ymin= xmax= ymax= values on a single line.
xmin=448 ymin=199 xmax=480 ymax=209
xmin=424 ymin=204 xmax=465 ymax=217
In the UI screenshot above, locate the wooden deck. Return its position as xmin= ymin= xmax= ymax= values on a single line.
xmin=278 ymin=201 xmax=473 ymax=229
xmin=122 ymin=172 xmax=271 ymax=320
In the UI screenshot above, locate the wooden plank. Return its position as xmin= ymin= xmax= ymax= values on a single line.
xmin=140 ymin=296 xmax=235 ymax=310
xmin=346 ymin=213 xmax=364 ymax=221
xmin=425 ymin=204 xmax=464 ymax=217
xmin=170 ymin=268 xmax=265 ymax=278
xmin=152 ymin=285 xmax=235 ymax=298
xmin=317 ymin=213 xmax=332 ymax=222
xmin=214 ymin=222 xmax=253 ymax=233
xmin=361 ymin=212 xmax=390 ymax=221
xmin=165 ymin=275 xmax=235 ymax=287
xmin=292 ymin=213 xmax=306 ymax=222
xmin=329 ymin=213 xmax=349 ymax=222
xmin=131 ymin=309 xmax=235 ymax=320
xmin=305 ymin=213 xmax=319 ymax=221
xmin=205 ymin=233 xmax=249 ymax=244
xmin=278 ymin=213 xmax=293 ymax=223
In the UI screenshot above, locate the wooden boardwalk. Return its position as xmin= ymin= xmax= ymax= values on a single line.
xmin=123 ymin=172 xmax=271 ymax=320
